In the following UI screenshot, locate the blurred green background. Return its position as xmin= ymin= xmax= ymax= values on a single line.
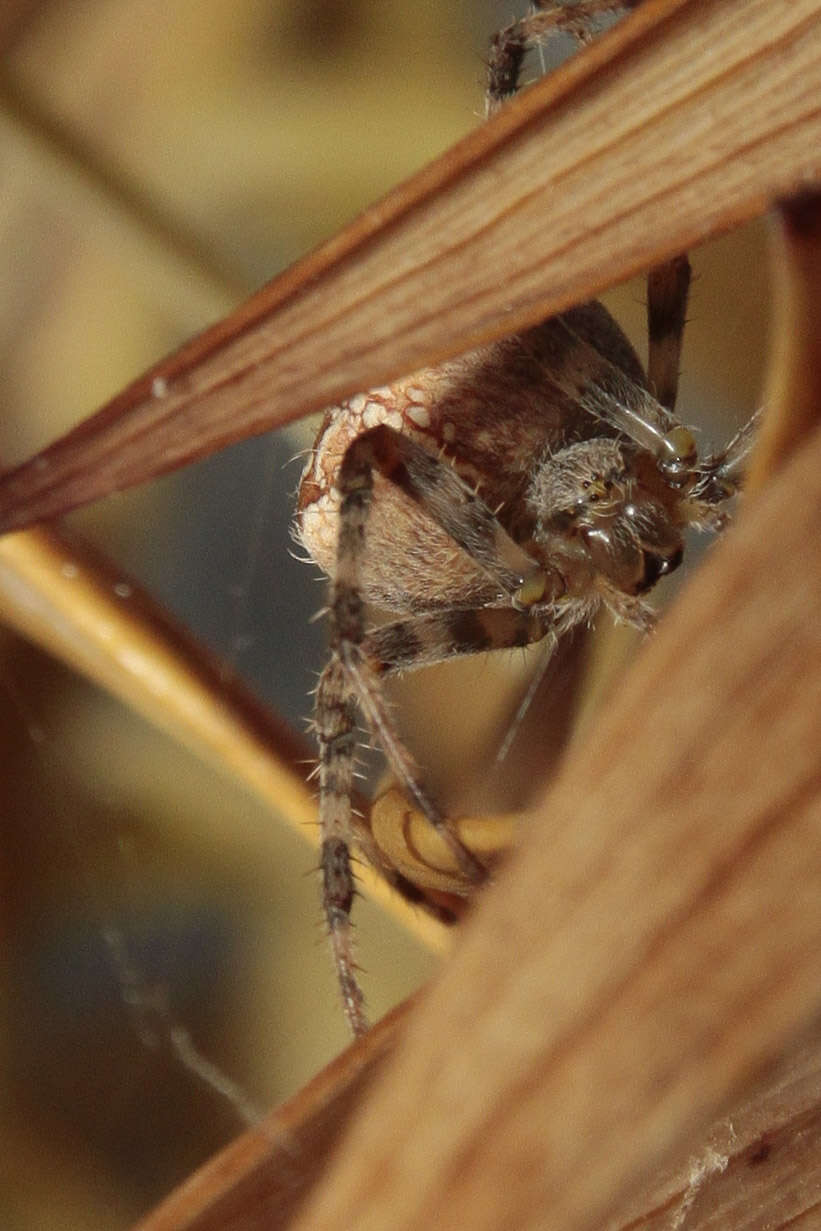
xmin=0 ymin=2 xmax=769 ymax=1227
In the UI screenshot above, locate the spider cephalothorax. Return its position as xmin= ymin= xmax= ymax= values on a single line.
xmin=295 ymin=2 xmax=758 ymax=1035
xmin=527 ymin=436 xmax=686 ymax=595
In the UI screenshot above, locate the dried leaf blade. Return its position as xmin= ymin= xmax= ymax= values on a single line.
xmin=0 ymin=0 xmax=818 ymax=530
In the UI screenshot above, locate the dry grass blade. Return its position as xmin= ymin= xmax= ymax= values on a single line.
xmin=288 ymin=409 xmax=821 ymax=1231
xmin=0 ymin=71 xmax=246 ymax=319
xmin=0 ymin=526 xmax=310 ymax=815
xmin=131 ymin=1014 xmax=821 ymax=1231
xmin=0 ymin=0 xmax=818 ymax=530
xmin=132 ymin=1001 xmax=410 ymax=1231
xmin=605 ymin=1029 xmax=821 ymax=1229
xmin=0 ymin=524 xmax=449 ymax=946
xmin=748 ymin=192 xmax=821 ymax=490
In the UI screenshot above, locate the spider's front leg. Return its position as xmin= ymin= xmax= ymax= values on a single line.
xmin=688 ymin=407 xmax=764 ymax=522
xmin=316 ymin=607 xmax=570 ymax=1035
xmin=316 ymin=424 xmax=564 ymax=1034
xmin=316 ymin=646 xmax=466 ymax=1036
xmin=647 ymin=254 xmax=691 ymax=412
xmin=331 ymin=425 xmax=558 ymax=834
xmin=488 ymin=0 xmax=692 ymax=421
xmin=314 ymin=657 xmax=369 ymax=1036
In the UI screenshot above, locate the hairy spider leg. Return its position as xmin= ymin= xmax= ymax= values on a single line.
xmin=647 ymin=255 xmax=692 ymax=411
xmin=486 ymin=1 xmax=643 ymax=109
xmin=523 ymin=315 xmax=693 ymax=467
xmin=308 ymin=0 xmax=759 ymax=1036
xmin=488 ymin=1 xmax=692 ymax=422
xmin=314 ymin=658 xmax=368 ymax=1035
xmin=362 ymin=608 xmax=559 ymax=677
xmin=692 ymin=408 xmax=764 ymax=507
xmin=315 ymin=425 xmax=566 ymax=1034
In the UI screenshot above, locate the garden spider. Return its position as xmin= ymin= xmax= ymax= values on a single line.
xmin=295 ymin=1 xmax=758 ymax=1036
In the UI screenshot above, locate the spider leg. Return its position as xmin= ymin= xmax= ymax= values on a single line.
xmin=314 ymin=658 xmax=369 ymax=1035
xmin=358 ymin=605 xmax=574 ymax=877
xmin=342 ymin=608 xmax=570 ymax=872
xmin=317 ymin=426 xmax=570 ymax=1034
xmin=647 ymin=254 xmax=692 ymax=412
xmin=541 ymin=316 xmax=675 ymax=437
xmin=315 ymin=648 xmax=462 ymax=1039
xmin=597 ymin=585 xmax=658 ymax=634
xmin=487 ymin=2 xmax=641 ymax=112
xmin=331 ymin=426 xmax=560 ymax=843
xmin=336 ymin=424 xmax=556 ymax=608
xmin=694 ymin=408 xmax=764 ymax=502
xmin=679 ymin=407 xmax=764 ymax=529
xmin=317 ymin=610 xmax=551 ymax=1034
xmin=544 ymin=316 xmax=701 ymax=485
xmin=362 ymin=606 xmax=562 ymax=678
xmin=487 ymin=3 xmax=691 ymax=425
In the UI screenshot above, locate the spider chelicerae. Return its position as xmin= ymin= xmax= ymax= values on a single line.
xmin=295 ymin=1 xmax=759 ymax=1035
